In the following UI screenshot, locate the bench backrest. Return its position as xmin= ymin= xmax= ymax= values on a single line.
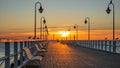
xmin=23 ymin=48 xmax=33 ymax=60
xmin=40 ymin=43 xmax=44 ymax=48
xmin=35 ymin=44 xmax=40 ymax=51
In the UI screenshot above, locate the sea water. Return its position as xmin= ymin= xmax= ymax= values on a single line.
xmin=0 ymin=42 xmax=15 ymax=58
xmin=0 ymin=42 xmax=21 ymax=67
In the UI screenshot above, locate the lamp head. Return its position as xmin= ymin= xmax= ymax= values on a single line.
xmin=32 ymin=37 xmax=35 ymax=39
xmin=110 ymin=0 xmax=112 ymax=4
xmin=43 ymin=19 xmax=46 ymax=24
xmin=74 ymin=26 xmax=76 ymax=29
xmin=45 ymin=25 xmax=47 ymax=28
xmin=39 ymin=6 xmax=43 ymax=13
xmin=46 ymin=29 xmax=49 ymax=35
xmin=37 ymin=37 xmax=39 ymax=39
xmin=28 ymin=36 xmax=31 ymax=39
xmin=106 ymin=6 xmax=111 ymax=14
xmin=68 ymin=29 xmax=70 ymax=31
xmin=84 ymin=19 xmax=87 ymax=24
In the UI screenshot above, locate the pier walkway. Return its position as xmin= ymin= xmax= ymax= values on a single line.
xmin=41 ymin=42 xmax=120 ymax=68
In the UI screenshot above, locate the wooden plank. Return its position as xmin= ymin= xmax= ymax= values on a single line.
xmin=41 ymin=42 xmax=120 ymax=68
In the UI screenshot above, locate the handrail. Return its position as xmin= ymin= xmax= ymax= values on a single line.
xmin=62 ymin=40 xmax=120 ymax=54
xmin=0 ymin=48 xmax=22 ymax=67
xmin=0 ymin=40 xmax=47 ymax=68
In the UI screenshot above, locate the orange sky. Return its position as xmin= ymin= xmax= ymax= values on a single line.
xmin=0 ymin=30 xmax=120 ymax=41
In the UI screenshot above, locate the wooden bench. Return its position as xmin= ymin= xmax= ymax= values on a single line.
xmin=19 ymin=47 xmax=42 ymax=68
xmin=34 ymin=44 xmax=46 ymax=57
xmin=35 ymin=44 xmax=46 ymax=52
xmin=38 ymin=42 xmax=47 ymax=49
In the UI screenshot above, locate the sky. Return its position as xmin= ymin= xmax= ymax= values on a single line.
xmin=0 ymin=0 xmax=120 ymax=40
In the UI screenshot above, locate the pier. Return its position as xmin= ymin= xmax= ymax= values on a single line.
xmin=0 ymin=40 xmax=120 ymax=68
xmin=41 ymin=42 xmax=120 ymax=68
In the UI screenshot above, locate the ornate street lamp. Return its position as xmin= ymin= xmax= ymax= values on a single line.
xmin=106 ymin=0 xmax=116 ymax=52
xmin=106 ymin=0 xmax=115 ymax=41
xmin=40 ymin=16 xmax=46 ymax=40
xmin=68 ymin=29 xmax=71 ymax=40
xmin=74 ymin=24 xmax=78 ymax=40
xmin=45 ymin=25 xmax=49 ymax=40
xmin=34 ymin=2 xmax=43 ymax=39
xmin=84 ymin=17 xmax=90 ymax=41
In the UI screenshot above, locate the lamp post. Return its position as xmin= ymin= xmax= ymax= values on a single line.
xmin=74 ymin=24 xmax=78 ymax=40
xmin=68 ymin=26 xmax=72 ymax=40
xmin=43 ymin=18 xmax=46 ymax=41
xmin=84 ymin=17 xmax=90 ymax=41
xmin=34 ymin=2 xmax=43 ymax=39
xmin=68 ymin=29 xmax=71 ymax=40
xmin=45 ymin=25 xmax=49 ymax=41
xmin=40 ymin=16 xmax=46 ymax=40
xmin=53 ymin=33 xmax=55 ymax=40
xmin=106 ymin=0 xmax=115 ymax=41
xmin=106 ymin=0 xmax=116 ymax=52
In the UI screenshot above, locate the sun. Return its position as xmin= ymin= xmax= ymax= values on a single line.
xmin=58 ymin=31 xmax=70 ymax=37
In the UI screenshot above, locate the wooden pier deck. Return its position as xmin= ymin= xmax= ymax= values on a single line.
xmin=41 ymin=42 xmax=120 ymax=68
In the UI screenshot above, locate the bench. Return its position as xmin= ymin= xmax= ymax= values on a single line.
xmin=35 ymin=44 xmax=46 ymax=52
xmin=34 ymin=44 xmax=46 ymax=57
xmin=19 ymin=47 xmax=42 ymax=68
xmin=38 ymin=42 xmax=47 ymax=49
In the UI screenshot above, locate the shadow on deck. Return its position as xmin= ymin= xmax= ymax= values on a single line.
xmin=41 ymin=42 xmax=120 ymax=68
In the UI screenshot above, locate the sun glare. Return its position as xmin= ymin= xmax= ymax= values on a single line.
xmin=58 ymin=31 xmax=70 ymax=37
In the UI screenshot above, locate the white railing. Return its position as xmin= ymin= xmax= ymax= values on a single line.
xmin=62 ymin=40 xmax=120 ymax=54
xmin=0 ymin=40 xmax=43 ymax=68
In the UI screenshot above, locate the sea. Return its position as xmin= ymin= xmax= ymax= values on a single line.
xmin=0 ymin=42 xmax=21 ymax=67
xmin=0 ymin=42 xmax=23 ymax=58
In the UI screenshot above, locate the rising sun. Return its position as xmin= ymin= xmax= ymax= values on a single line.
xmin=58 ymin=31 xmax=70 ymax=37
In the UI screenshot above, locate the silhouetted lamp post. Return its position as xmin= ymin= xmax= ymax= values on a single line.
xmin=45 ymin=25 xmax=49 ymax=40
xmin=106 ymin=0 xmax=116 ymax=52
xmin=106 ymin=0 xmax=115 ymax=41
xmin=68 ymin=29 xmax=71 ymax=40
xmin=40 ymin=16 xmax=46 ymax=40
xmin=84 ymin=17 xmax=90 ymax=41
xmin=74 ymin=24 xmax=78 ymax=40
xmin=34 ymin=2 xmax=43 ymax=39
xmin=43 ymin=18 xmax=46 ymax=41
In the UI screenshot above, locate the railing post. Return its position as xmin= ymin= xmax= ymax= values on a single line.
xmin=30 ymin=41 xmax=33 ymax=48
xmin=14 ymin=42 xmax=18 ymax=68
xmin=95 ymin=40 xmax=97 ymax=49
xmin=105 ymin=40 xmax=107 ymax=51
xmin=27 ymin=40 xmax=30 ymax=48
xmin=98 ymin=40 xmax=100 ymax=50
xmin=24 ymin=41 xmax=27 ymax=47
xmin=92 ymin=40 xmax=94 ymax=48
xmin=109 ymin=41 xmax=111 ymax=52
xmin=101 ymin=41 xmax=103 ymax=50
xmin=90 ymin=40 xmax=92 ymax=48
xmin=20 ymin=42 xmax=23 ymax=65
xmin=5 ymin=42 xmax=10 ymax=68
xmin=88 ymin=40 xmax=91 ymax=48
xmin=113 ymin=40 xmax=116 ymax=53
xmin=94 ymin=40 xmax=95 ymax=48
xmin=88 ymin=40 xmax=89 ymax=47
xmin=96 ymin=40 xmax=98 ymax=49
xmin=86 ymin=41 xmax=87 ymax=47
xmin=83 ymin=40 xmax=85 ymax=47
